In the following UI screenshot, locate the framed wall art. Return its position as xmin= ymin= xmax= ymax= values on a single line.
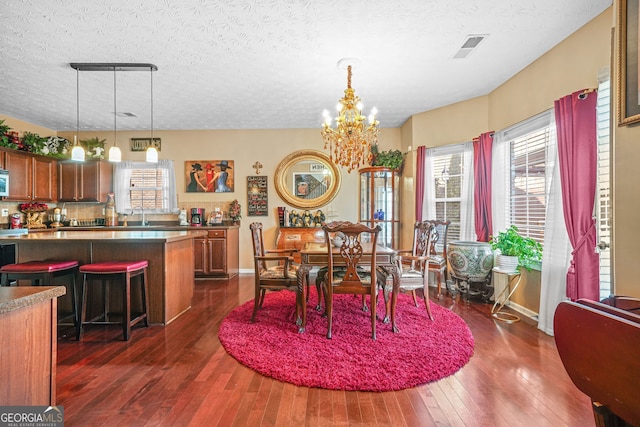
xmin=130 ymin=137 xmax=161 ymax=151
xmin=618 ymin=0 xmax=640 ymax=125
xmin=185 ymin=160 xmax=234 ymax=193
xmin=247 ymin=176 xmax=268 ymax=216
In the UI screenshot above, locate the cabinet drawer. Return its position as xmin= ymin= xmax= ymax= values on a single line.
xmin=208 ymin=229 xmax=226 ymax=238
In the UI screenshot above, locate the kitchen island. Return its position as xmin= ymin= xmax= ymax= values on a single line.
xmin=0 ymin=230 xmax=206 ymax=325
xmin=0 ymin=285 xmax=66 ymax=405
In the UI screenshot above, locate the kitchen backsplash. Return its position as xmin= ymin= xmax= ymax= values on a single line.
xmin=0 ymin=200 xmax=236 ymax=227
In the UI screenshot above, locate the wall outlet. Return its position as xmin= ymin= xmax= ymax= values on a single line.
xmin=61 ymin=208 xmax=67 ymax=215
xmin=1 ymin=209 xmax=8 ymax=217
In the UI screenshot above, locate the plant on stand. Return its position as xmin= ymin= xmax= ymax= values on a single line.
xmin=489 ymin=225 xmax=542 ymax=272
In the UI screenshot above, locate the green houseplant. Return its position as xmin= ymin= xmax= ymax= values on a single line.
xmin=489 ymin=225 xmax=543 ymax=272
xmin=370 ymin=144 xmax=404 ymax=171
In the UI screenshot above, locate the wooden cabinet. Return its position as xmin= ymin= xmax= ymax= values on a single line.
xmin=2 ymin=149 xmax=57 ymax=202
xmin=359 ymin=167 xmax=400 ymax=249
xmin=58 ymin=160 xmax=113 ymax=202
xmin=194 ymin=227 xmax=239 ymax=278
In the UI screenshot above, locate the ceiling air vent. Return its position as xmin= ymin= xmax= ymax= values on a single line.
xmin=453 ymin=34 xmax=488 ymax=59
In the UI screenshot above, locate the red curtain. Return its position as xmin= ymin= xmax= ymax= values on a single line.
xmin=415 ymin=146 xmax=426 ymax=222
xmin=555 ymin=89 xmax=599 ymax=301
xmin=473 ymin=132 xmax=493 ymax=242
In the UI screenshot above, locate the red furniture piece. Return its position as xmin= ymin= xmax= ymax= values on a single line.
xmin=79 ymin=260 xmax=149 ymax=341
xmin=554 ymin=299 xmax=640 ymax=427
xmin=0 ymin=260 xmax=80 ymax=340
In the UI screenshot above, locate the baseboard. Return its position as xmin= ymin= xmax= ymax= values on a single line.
xmin=507 ymin=301 xmax=539 ymax=322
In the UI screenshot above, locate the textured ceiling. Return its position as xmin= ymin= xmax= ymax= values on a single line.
xmin=0 ymin=0 xmax=611 ymax=132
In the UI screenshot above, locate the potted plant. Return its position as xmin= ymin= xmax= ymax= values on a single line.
xmin=489 ymin=225 xmax=542 ymax=272
xmin=370 ymin=144 xmax=404 ymax=172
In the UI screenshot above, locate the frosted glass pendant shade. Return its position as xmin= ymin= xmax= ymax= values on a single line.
xmin=146 ymin=146 xmax=158 ymax=163
xmin=71 ymin=145 xmax=85 ymax=161
xmin=109 ymin=146 xmax=122 ymax=162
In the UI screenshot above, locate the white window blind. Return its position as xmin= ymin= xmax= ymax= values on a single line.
xmin=113 ymin=160 xmax=178 ymax=214
xmin=596 ymin=78 xmax=611 ymax=299
xmin=432 ymin=147 xmax=464 ymax=241
xmin=495 ymin=110 xmax=552 ymax=245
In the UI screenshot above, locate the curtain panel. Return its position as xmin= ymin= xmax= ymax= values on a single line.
xmin=554 ymin=89 xmax=600 ymax=301
xmin=473 ymin=132 xmax=493 ymax=242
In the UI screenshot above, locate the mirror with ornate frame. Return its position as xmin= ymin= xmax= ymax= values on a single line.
xmin=274 ymin=149 xmax=341 ymax=209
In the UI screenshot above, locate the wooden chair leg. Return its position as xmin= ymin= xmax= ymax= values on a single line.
xmin=411 ymin=290 xmax=418 ymax=306
xmin=370 ymin=288 xmax=377 ymax=340
xmin=326 ymin=286 xmax=333 ymax=339
xmin=422 ymin=289 xmax=434 ymax=321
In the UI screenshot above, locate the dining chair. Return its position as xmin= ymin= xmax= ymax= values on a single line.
xmin=318 ymin=221 xmax=381 ymax=339
xmin=250 ymin=222 xmax=303 ymax=323
xmin=379 ymin=221 xmax=435 ymax=321
xmin=424 ymin=219 xmax=450 ymax=299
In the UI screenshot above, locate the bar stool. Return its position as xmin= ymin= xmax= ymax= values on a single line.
xmin=0 ymin=260 xmax=81 ymax=340
xmin=79 ymin=260 xmax=149 ymax=341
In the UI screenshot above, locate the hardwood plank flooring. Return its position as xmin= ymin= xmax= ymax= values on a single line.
xmin=56 ymin=274 xmax=595 ymax=426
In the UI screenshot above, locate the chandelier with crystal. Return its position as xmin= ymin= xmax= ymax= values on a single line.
xmin=321 ymin=64 xmax=379 ymax=173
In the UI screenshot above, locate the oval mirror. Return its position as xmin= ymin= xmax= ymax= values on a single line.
xmin=274 ymin=149 xmax=341 ymax=209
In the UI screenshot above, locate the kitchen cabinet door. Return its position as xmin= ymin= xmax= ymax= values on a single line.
xmin=58 ymin=160 xmax=113 ymax=202
xmin=3 ymin=150 xmax=31 ymax=201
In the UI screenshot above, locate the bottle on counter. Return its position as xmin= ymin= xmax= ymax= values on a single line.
xmin=105 ymin=192 xmax=118 ymax=226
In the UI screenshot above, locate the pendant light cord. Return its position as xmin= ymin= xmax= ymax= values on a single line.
xmin=113 ymin=67 xmax=117 ymax=146
xmin=150 ymin=66 xmax=154 ymax=139
xmin=76 ymin=68 xmax=79 ymax=138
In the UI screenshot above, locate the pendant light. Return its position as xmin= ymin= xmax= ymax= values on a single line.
xmin=108 ymin=67 xmax=122 ymax=162
xmin=70 ymin=67 xmax=85 ymax=161
xmin=108 ymin=66 xmax=122 ymax=162
xmin=146 ymin=66 xmax=158 ymax=163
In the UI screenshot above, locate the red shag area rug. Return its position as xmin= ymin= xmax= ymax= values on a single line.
xmin=219 ymin=290 xmax=474 ymax=391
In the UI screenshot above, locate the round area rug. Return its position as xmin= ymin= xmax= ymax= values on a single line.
xmin=219 ymin=290 xmax=474 ymax=391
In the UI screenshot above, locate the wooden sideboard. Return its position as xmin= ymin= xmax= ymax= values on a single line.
xmin=276 ymin=226 xmax=324 ymax=263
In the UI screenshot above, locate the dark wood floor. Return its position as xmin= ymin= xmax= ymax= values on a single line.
xmin=56 ymin=274 xmax=595 ymax=426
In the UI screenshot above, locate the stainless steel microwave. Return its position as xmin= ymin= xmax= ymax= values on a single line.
xmin=0 ymin=169 xmax=8 ymax=197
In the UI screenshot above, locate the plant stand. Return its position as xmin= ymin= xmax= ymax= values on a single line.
xmin=491 ymin=268 xmax=521 ymax=323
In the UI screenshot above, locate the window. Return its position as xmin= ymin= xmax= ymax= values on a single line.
xmin=494 ymin=111 xmax=552 ymax=246
xmin=433 ymin=151 xmax=464 ymax=241
xmin=596 ymin=77 xmax=611 ymax=299
xmin=509 ymin=127 xmax=548 ymax=242
xmin=113 ymin=160 xmax=178 ymax=214
xmin=424 ymin=142 xmax=474 ymax=242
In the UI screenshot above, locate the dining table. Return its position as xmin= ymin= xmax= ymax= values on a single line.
xmin=295 ymin=241 xmax=400 ymax=333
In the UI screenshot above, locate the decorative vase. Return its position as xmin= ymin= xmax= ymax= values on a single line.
xmin=447 ymin=241 xmax=494 ymax=281
xmin=495 ymin=254 xmax=519 ymax=273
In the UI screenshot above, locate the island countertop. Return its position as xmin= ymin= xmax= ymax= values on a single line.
xmin=0 ymin=230 xmax=205 ymax=324
xmin=0 ymin=229 xmax=207 ymax=242
xmin=0 ymin=286 xmax=66 ymax=315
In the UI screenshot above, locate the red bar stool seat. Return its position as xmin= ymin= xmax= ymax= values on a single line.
xmin=0 ymin=260 xmax=81 ymax=340
xmin=79 ymin=260 xmax=149 ymax=341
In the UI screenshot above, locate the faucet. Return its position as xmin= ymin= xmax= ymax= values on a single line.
xmin=132 ymin=207 xmax=148 ymax=226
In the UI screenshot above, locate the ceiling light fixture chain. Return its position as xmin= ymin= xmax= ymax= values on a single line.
xmin=321 ymin=64 xmax=379 ymax=173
